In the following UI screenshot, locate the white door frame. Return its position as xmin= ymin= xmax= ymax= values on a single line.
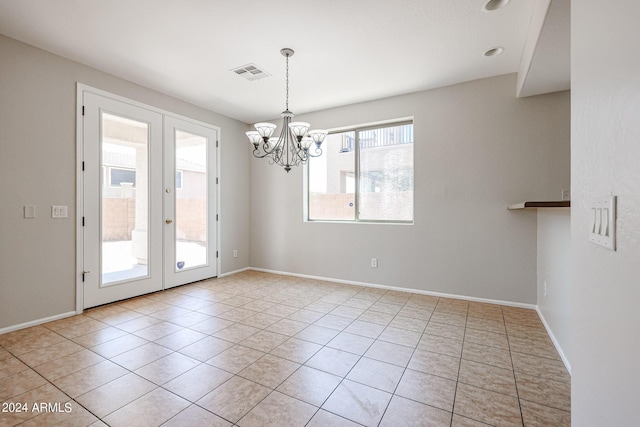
xmin=75 ymin=83 xmax=221 ymax=313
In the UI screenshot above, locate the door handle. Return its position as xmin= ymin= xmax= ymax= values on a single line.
xmin=165 ymin=219 xmax=173 ymax=224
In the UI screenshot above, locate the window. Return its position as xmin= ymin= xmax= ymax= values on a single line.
xmin=175 ymin=170 xmax=183 ymax=190
xmin=308 ymin=121 xmax=413 ymax=222
xmin=109 ymin=167 xmax=136 ymax=188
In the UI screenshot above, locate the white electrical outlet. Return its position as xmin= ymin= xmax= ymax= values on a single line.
xmin=562 ymin=189 xmax=570 ymax=201
xmin=543 ymin=281 xmax=548 ymax=298
xmin=371 ymin=258 xmax=378 ymax=268
xmin=233 ymin=250 xmax=238 ymax=258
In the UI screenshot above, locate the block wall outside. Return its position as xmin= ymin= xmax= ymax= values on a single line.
xmin=309 ymin=192 xmax=413 ymax=221
xmin=102 ymin=198 xmax=135 ymax=241
xmin=102 ymin=198 xmax=206 ymax=242
xmin=176 ymin=198 xmax=207 ymax=242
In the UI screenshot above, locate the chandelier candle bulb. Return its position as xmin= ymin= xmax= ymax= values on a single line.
xmin=246 ymin=48 xmax=327 ymax=172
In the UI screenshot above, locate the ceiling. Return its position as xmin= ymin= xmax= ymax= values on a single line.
xmin=0 ymin=0 xmax=570 ymax=124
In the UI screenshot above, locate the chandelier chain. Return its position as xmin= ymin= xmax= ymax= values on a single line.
xmin=285 ymin=53 xmax=289 ymax=111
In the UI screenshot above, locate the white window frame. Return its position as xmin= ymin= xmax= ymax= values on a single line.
xmin=175 ymin=170 xmax=183 ymax=190
xmin=305 ymin=119 xmax=414 ymax=224
xmin=107 ymin=166 xmax=136 ymax=188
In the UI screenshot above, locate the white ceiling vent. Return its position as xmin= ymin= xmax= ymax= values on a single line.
xmin=231 ymin=64 xmax=270 ymax=81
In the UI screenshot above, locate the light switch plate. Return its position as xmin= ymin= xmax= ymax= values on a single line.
xmin=52 ymin=205 xmax=68 ymax=218
xmin=589 ymin=196 xmax=616 ymax=250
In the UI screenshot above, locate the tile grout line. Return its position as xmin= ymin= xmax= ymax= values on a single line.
xmin=447 ymin=298 xmax=469 ymax=427
xmin=504 ymin=308 xmax=527 ymax=427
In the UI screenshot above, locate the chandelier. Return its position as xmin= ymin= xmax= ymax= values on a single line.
xmin=245 ymin=48 xmax=327 ymax=173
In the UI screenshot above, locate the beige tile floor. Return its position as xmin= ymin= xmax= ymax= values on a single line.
xmin=0 ymin=271 xmax=570 ymax=426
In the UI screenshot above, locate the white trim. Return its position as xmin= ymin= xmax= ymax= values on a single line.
xmin=218 ymin=267 xmax=251 ymax=278
xmin=75 ymin=84 xmax=84 ymax=314
xmin=536 ymin=306 xmax=572 ymax=374
xmin=326 ymin=116 xmax=415 ymax=134
xmin=0 ymin=312 xmax=78 ymax=335
xmin=303 ymin=219 xmax=414 ymax=226
xmin=76 ymin=83 xmax=220 ymax=130
xmin=302 ymin=161 xmax=309 ymax=222
xmin=249 ymin=267 xmax=537 ymax=310
xmin=216 ymin=128 xmax=222 ymax=280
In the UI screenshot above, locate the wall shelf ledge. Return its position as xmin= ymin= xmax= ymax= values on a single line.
xmin=507 ymin=201 xmax=570 ymax=210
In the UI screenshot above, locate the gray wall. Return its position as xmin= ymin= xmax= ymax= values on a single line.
xmin=572 ymin=1 xmax=640 ymax=425
xmin=536 ymin=209 xmax=571 ymax=368
xmin=0 ymin=35 xmax=250 ymax=330
xmin=250 ymin=74 xmax=570 ymax=304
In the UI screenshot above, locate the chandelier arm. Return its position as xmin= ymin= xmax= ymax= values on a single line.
xmin=269 ymin=144 xmax=280 ymax=164
xmin=251 ymin=149 xmax=263 ymax=158
xmin=274 ymin=146 xmax=284 ymax=165
xmin=290 ymin=136 xmax=309 ymax=163
xmin=281 ymin=131 xmax=288 ymax=166
xmin=285 ymin=133 xmax=295 ymax=169
xmin=306 ymin=147 xmax=323 ymax=158
xmin=252 ymin=148 xmax=274 ymax=159
xmin=273 ymin=137 xmax=286 ymax=166
xmin=252 ymin=143 xmax=272 ymax=158
xmin=282 ymin=115 xmax=295 ymax=170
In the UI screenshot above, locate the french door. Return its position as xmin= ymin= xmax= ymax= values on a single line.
xmin=80 ymin=89 xmax=217 ymax=309
xmin=163 ymin=117 xmax=218 ymax=289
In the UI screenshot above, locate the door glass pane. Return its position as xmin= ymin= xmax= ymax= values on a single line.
xmin=175 ymin=130 xmax=208 ymax=271
xmin=308 ymin=131 xmax=356 ymax=220
xmin=358 ymin=124 xmax=413 ymax=221
xmin=101 ymin=113 xmax=149 ymax=284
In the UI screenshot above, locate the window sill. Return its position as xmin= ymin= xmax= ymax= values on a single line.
xmin=304 ymin=219 xmax=414 ymax=225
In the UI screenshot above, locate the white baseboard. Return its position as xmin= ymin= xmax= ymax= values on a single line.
xmin=249 ymin=267 xmax=537 ymax=310
xmin=0 ymin=311 xmax=79 ymax=336
xmin=218 ymin=267 xmax=251 ymax=278
xmin=536 ymin=307 xmax=572 ymax=374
